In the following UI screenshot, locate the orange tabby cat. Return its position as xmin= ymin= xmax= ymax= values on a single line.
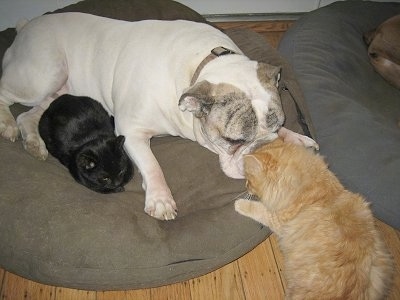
xmin=235 ymin=138 xmax=393 ymax=300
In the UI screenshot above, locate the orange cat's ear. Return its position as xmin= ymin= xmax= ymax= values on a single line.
xmin=244 ymin=154 xmax=265 ymax=173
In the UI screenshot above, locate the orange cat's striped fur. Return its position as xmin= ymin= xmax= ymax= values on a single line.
xmin=235 ymin=138 xmax=393 ymax=299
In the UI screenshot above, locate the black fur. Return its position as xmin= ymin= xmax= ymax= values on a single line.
xmin=39 ymin=94 xmax=133 ymax=193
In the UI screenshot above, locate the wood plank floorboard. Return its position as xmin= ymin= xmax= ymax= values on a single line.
xmin=189 ymin=261 xmax=245 ymax=300
xmin=151 ymin=282 xmax=191 ymax=300
xmin=1 ymin=271 xmax=55 ymax=300
xmin=55 ymin=287 xmax=95 ymax=300
xmin=269 ymin=234 xmax=287 ymax=292
xmin=216 ymin=20 xmax=294 ymax=48
xmin=237 ymin=239 xmax=284 ymax=299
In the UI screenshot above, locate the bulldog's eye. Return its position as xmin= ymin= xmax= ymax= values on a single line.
xmin=223 ymin=137 xmax=246 ymax=145
xmin=266 ymin=111 xmax=278 ymax=128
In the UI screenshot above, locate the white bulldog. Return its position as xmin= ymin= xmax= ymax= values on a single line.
xmin=0 ymin=13 xmax=318 ymax=220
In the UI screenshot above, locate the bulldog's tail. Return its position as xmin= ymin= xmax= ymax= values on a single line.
xmin=16 ymin=18 xmax=29 ymax=32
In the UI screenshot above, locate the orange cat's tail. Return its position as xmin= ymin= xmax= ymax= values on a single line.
xmin=367 ymin=231 xmax=394 ymax=299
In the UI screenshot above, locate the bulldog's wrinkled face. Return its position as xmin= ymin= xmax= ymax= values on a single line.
xmin=179 ymin=62 xmax=284 ymax=178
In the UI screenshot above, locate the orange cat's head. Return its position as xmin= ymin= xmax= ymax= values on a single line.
xmin=243 ymin=138 xmax=326 ymax=210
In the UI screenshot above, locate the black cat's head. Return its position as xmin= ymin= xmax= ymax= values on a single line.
xmin=71 ymin=135 xmax=134 ymax=194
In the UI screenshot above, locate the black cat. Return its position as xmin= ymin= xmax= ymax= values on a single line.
xmin=39 ymin=94 xmax=133 ymax=193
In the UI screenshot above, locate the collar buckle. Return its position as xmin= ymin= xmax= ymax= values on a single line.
xmin=190 ymin=47 xmax=237 ymax=85
xmin=211 ymin=46 xmax=237 ymax=57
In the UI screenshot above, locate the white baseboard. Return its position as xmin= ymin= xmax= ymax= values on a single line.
xmin=205 ymin=13 xmax=303 ymax=22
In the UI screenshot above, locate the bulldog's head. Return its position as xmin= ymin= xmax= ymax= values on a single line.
xmin=179 ymin=61 xmax=284 ymax=178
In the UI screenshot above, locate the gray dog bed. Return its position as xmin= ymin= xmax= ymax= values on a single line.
xmin=279 ymin=1 xmax=400 ymax=230
xmin=0 ymin=0 xmax=314 ymax=290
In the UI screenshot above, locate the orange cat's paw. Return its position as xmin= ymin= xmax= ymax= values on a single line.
xmin=235 ymin=198 xmax=264 ymax=218
xmin=235 ymin=198 xmax=252 ymax=216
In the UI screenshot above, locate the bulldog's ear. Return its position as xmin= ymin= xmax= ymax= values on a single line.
xmin=257 ymin=62 xmax=281 ymax=88
xmin=179 ymin=80 xmax=215 ymax=118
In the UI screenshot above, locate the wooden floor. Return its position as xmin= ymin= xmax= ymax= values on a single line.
xmin=1 ymin=20 xmax=399 ymax=300
xmin=1 ymin=219 xmax=399 ymax=300
xmin=215 ymin=20 xmax=295 ymax=48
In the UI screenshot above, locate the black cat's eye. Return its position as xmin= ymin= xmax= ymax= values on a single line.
xmin=102 ymin=176 xmax=111 ymax=183
xmin=85 ymin=161 xmax=96 ymax=170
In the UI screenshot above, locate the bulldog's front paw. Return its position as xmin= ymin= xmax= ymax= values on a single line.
xmin=145 ymin=194 xmax=178 ymax=220
xmin=295 ymin=134 xmax=319 ymax=151
xmin=22 ymin=134 xmax=48 ymax=160
xmin=278 ymin=127 xmax=319 ymax=151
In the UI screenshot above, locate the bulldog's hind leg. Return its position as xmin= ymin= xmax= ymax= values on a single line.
xmin=0 ymin=78 xmax=25 ymax=141
xmin=0 ymin=34 xmax=68 ymax=157
xmin=17 ymin=92 xmax=63 ymax=160
xmin=0 ymin=76 xmax=67 ymax=159
xmin=0 ymin=93 xmax=19 ymax=142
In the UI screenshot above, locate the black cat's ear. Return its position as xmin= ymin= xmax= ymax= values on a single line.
xmin=115 ymin=135 xmax=126 ymax=149
xmin=78 ymin=154 xmax=97 ymax=170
